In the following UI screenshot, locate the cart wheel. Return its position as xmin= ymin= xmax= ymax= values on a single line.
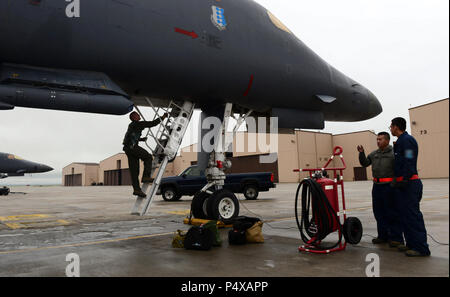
xmin=191 ymin=191 xmax=211 ymax=219
xmin=343 ymin=217 xmax=363 ymax=245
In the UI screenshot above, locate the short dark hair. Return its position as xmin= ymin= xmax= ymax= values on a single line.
xmin=391 ymin=117 xmax=407 ymax=132
xmin=378 ymin=132 xmax=390 ymax=141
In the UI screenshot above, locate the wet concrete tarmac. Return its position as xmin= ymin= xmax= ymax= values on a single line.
xmin=0 ymin=180 xmax=448 ymax=277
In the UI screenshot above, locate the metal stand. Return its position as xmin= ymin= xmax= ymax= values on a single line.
xmin=131 ymin=99 xmax=195 ymax=216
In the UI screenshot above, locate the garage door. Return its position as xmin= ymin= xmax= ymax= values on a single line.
xmin=354 ymin=167 xmax=368 ymax=181
xmin=64 ymin=174 xmax=82 ymax=186
xmin=225 ymin=154 xmax=279 ymax=183
xmin=104 ymin=169 xmax=132 ymax=186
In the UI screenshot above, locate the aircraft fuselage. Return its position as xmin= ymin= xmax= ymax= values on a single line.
xmin=0 ymin=0 xmax=382 ymax=126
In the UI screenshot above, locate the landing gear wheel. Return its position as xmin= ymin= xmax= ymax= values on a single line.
xmin=343 ymin=217 xmax=363 ymax=245
xmin=191 ymin=191 xmax=211 ymax=219
xmin=207 ymin=190 xmax=240 ymax=220
xmin=161 ymin=186 xmax=181 ymax=202
xmin=243 ymin=184 xmax=259 ymax=200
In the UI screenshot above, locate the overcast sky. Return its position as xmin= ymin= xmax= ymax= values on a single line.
xmin=0 ymin=0 xmax=448 ymax=185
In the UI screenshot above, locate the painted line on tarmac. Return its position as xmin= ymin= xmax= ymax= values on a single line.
xmin=0 ymin=214 xmax=71 ymax=230
xmin=0 ymin=232 xmax=174 ymax=255
xmin=0 ymin=214 xmax=50 ymax=222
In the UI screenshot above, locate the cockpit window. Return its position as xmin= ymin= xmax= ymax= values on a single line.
xmin=267 ymin=11 xmax=292 ymax=34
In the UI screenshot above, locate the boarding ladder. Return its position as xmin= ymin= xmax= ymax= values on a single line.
xmin=131 ymin=99 xmax=195 ymax=216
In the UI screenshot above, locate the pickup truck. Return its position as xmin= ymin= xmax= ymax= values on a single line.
xmin=157 ymin=165 xmax=276 ymax=201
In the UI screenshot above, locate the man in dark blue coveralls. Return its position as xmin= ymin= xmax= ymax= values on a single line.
xmin=358 ymin=132 xmax=404 ymax=247
xmin=390 ymin=117 xmax=431 ymax=257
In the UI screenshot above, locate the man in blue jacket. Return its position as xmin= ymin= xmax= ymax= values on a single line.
xmin=390 ymin=117 xmax=431 ymax=257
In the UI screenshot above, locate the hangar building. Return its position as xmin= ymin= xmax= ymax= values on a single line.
xmin=409 ymin=98 xmax=449 ymax=179
xmin=63 ymin=130 xmax=379 ymax=185
xmin=62 ymin=163 xmax=99 ymax=186
xmin=62 ymin=98 xmax=449 ymax=186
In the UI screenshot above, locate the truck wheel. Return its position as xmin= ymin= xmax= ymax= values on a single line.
xmin=343 ymin=217 xmax=363 ymax=245
xmin=0 ymin=187 xmax=9 ymax=196
xmin=161 ymin=186 xmax=181 ymax=202
xmin=243 ymin=184 xmax=259 ymax=200
xmin=191 ymin=192 xmax=211 ymax=219
xmin=208 ymin=190 xmax=240 ymax=220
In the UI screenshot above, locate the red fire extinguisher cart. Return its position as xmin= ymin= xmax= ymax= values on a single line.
xmin=294 ymin=146 xmax=363 ymax=254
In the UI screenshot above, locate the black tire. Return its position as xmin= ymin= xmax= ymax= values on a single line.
xmin=343 ymin=217 xmax=363 ymax=245
xmin=161 ymin=186 xmax=181 ymax=202
xmin=243 ymin=184 xmax=259 ymax=200
xmin=207 ymin=190 xmax=240 ymax=220
xmin=0 ymin=187 xmax=9 ymax=196
xmin=191 ymin=191 xmax=211 ymax=219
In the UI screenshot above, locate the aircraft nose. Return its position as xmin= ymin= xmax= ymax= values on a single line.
xmin=366 ymin=90 xmax=383 ymax=118
xmin=39 ymin=164 xmax=54 ymax=173
xmin=330 ymin=67 xmax=382 ymax=121
xmin=347 ymin=84 xmax=382 ymax=121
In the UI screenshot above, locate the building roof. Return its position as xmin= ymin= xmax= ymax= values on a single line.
xmin=297 ymin=129 xmax=333 ymax=136
xmin=63 ymin=162 xmax=99 ymax=169
xmin=99 ymin=152 xmax=126 ymax=163
xmin=409 ymin=98 xmax=449 ymax=111
xmin=333 ymin=130 xmax=377 ymax=137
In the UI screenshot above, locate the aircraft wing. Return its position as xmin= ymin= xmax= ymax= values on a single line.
xmin=4 ymin=172 xmax=25 ymax=177
xmin=0 ymin=63 xmax=134 ymax=115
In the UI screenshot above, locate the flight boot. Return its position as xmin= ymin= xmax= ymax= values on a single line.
xmin=405 ymin=249 xmax=431 ymax=257
xmin=389 ymin=241 xmax=403 ymax=248
xmin=397 ymin=244 xmax=409 ymax=252
xmin=133 ymin=189 xmax=147 ymax=198
xmin=372 ymin=238 xmax=388 ymax=244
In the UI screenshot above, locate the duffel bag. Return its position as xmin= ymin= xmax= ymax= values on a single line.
xmin=184 ymin=226 xmax=214 ymax=251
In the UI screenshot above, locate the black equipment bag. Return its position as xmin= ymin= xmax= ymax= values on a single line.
xmin=184 ymin=226 xmax=214 ymax=251
xmin=227 ymin=216 xmax=262 ymax=245
xmin=228 ymin=229 xmax=247 ymax=245
xmin=223 ymin=216 xmax=261 ymax=229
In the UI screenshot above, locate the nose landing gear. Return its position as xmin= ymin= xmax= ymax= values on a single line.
xmin=190 ymin=103 xmax=252 ymax=221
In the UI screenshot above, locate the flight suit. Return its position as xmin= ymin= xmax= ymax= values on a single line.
xmin=359 ymin=145 xmax=403 ymax=243
xmin=393 ymin=132 xmax=430 ymax=255
xmin=123 ymin=119 xmax=162 ymax=192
